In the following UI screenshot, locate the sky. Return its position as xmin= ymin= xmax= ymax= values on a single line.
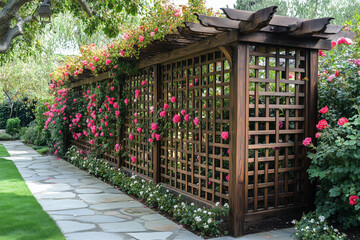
xmin=172 ymin=0 xmax=237 ymax=10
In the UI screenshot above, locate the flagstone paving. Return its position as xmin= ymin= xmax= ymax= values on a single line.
xmin=1 ymin=140 xmax=294 ymax=240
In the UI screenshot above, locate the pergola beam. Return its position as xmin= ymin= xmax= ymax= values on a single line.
xmin=238 ymin=6 xmax=277 ymax=33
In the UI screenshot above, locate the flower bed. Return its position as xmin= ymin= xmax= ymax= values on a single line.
xmin=65 ymin=146 xmax=229 ymax=237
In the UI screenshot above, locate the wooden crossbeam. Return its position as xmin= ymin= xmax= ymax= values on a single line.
xmin=222 ymin=8 xmax=342 ymax=34
xmin=196 ymin=14 xmax=240 ymax=29
xmin=184 ymin=22 xmax=223 ymax=34
xmin=289 ymin=17 xmax=333 ymax=36
xmin=238 ymin=6 xmax=277 ymax=33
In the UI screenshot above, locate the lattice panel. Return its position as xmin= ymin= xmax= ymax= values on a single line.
xmin=159 ymin=50 xmax=231 ymax=204
xmin=123 ymin=69 xmax=154 ymax=177
xmin=247 ymin=45 xmax=307 ymax=213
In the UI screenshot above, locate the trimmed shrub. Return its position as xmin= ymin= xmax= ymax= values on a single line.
xmin=6 ymin=118 xmax=21 ymax=136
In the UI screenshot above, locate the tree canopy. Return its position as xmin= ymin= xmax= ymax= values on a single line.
xmin=0 ymin=0 xmax=146 ymax=54
xmin=233 ymin=0 xmax=360 ymax=25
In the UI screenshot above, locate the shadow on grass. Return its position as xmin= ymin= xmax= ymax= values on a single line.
xmin=0 ymin=158 xmax=65 ymax=240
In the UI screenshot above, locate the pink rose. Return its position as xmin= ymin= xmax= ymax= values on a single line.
xmin=337 ymin=117 xmax=348 ymax=126
xmin=226 ymin=174 xmax=229 ymax=181
xmin=193 ymin=117 xmax=199 ymax=126
xmin=131 ymin=156 xmax=136 ymax=163
xmin=139 ymin=36 xmax=144 ymax=42
xmin=184 ymin=114 xmax=190 ymax=121
xmin=151 ymin=123 xmax=158 ymax=130
xmin=302 ymin=137 xmax=312 ymax=146
xmin=124 ymin=99 xmax=129 ymax=105
xmin=137 ymin=128 xmax=142 ymax=133
xmin=221 ymin=131 xmax=229 ymax=140
xmin=113 ymin=103 xmax=118 ymax=108
xmin=129 ymin=134 xmax=134 ymax=140
xmin=134 ymin=119 xmax=138 ymax=124
xmin=181 ymin=110 xmax=186 ymax=116
xmin=319 ymin=106 xmax=328 ymax=114
xmin=124 ymin=33 xmax=130 ymax=40
xmin=173 ymin=114 xmax=181 ymax=123
xmin=315 ymin=132 xmax=322 ymax=138
xmin=89 ymin=140 xmax=94 ymax=145
xmin=170 ymin=97 xmax=176 ymax=103
xmin=164 ymin=104 xmax=169 ymax=109
xmin=160 ymin=111 xmax=167 ymax=117
xmin=155 ymin=134 xmax=161 ymax=141
xmin=106 ymin=59 xmax=111 ymax=65
xmin=115 ymin=144 xmax=120 ymax=151
xmin=328 ymin=74 xmax=335 ymax=82
xmin=150 ymin=31 xmax=155 ymax=37
xmin=148 ymin=138 xmax=154 ymax=143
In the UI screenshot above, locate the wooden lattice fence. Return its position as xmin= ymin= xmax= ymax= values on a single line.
xmin=68 ymin=6 xmax=342 ymax=236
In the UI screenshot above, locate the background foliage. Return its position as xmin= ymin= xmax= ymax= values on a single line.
xmin=233 ymin=0 xmax=360 ymax=25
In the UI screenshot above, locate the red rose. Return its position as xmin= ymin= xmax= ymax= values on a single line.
xmin=335 ymin=70 xmax=340 ymax=77
xmin=337 ymin=117 xmax=348 ymax=126
xmin=349 ymin=195 xmax=359 ymax=205
xmin=316 ymin=119 xmax=329 ymax=130
xmin=319 ymin=106 xmax=328 ymax=114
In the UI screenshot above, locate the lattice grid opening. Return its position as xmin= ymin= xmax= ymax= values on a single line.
xmin=247 ymin=45 xmax=307 ymax=213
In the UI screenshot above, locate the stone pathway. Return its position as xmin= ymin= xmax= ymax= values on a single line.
xmin=1 ymin=141 xmax=294 ymax=240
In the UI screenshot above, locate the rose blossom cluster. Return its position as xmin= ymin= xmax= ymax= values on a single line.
xmin=303 ymin=105 xmax=348 ymax=146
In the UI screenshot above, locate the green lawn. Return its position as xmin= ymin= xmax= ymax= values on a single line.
xmin=0 ymin=158 xmax=65 ymax=240
xmin=0 ymin=144 xmax=10 ymax=157
xmin=31 ymin=145 xmax=49 ymax=155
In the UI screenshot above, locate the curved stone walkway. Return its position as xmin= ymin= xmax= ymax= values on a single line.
xmin=1 ymin=141 xmax=200 ymax=240
xmin=1 ymin=141 xmax=294 ymax=240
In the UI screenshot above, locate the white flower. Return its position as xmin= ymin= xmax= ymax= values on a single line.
xmin=203 ymin=211 xmax=207 ymax=214
xmin=195 ymin=216 xmax=201 ymax=222
xmin=208 ymin=212 xmax=212 ymax=215
xmin=324 ymin=226 xmax=328 ymax=231
xmin=207 ymin=218 xmax=212 ymax=224
xmin=134 ymin=181 xmax=137 ymax=184
xmin=191 ymin=203 xmax=194 ymax=206
xmin=174 ymin=205 xmax=178 ymax=209
xmin=215 ymin=202 xmax=220 ymax=207
xmin=291 ymin=220 xmax=296 ymax=224
xmin=319 ymin=216 xmax=325 ymax=222
xmin=306 ymin=226 xmax=310 ymax=230
xmin=310 ymin=219 xmax=315 ymax=223
xmin=313 ymin=228 xmax=316 ymax=232
xmin=334 ymin=229 xmax=339 ymax=233
xmin=203 ymin=224 xmax=209 ymax=229
xmin=224 ymin=203 xmax=229 ymax=208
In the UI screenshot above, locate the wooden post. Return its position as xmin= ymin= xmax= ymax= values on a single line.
xmin=229 ymin=42 xmax=249 ymax=237
xmin=153 ymin=64 xmax=161 ymax=184
xmin=305 ymin=49 xmax=318 ymax=209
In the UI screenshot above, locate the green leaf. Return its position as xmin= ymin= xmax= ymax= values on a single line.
xmin=329 ymin=186 xmax=341 ymax=197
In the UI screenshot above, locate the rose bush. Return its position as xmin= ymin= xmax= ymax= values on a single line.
xmin=302 ymin=12 xmax=360 ymax=230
